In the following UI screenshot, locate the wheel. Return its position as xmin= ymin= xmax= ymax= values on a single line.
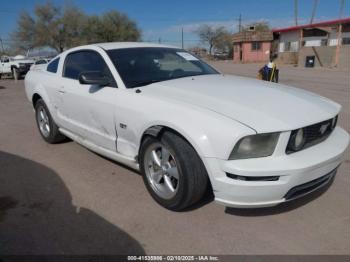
xmin=139 ymin=131 xmax=209 ymax=211
xmin=35 ymin=99 xmax=66 ymax=143
xmin=12 ymin=68 xmax=20 ymax=80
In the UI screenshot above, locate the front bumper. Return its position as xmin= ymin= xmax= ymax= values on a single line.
xmin=205 ymin=127 xmax=349 ymax=208
xmin=18 ymin=65 xmax=32 ymax=74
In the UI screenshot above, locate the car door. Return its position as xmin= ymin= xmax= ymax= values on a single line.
xmin=57 ymin=50 xmax=119 ymax=152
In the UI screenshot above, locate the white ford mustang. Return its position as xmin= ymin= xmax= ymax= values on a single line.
xmin=25 ymin=42 xmax=349 ymax=211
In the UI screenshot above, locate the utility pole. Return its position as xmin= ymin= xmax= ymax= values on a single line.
xmin=339 ymin=0 xmax=345 ymax=18
xmin=335 ymin=0 xmax=345 ymax=67
xmin=238 ymin=13 xmax=242 ymax=32
xmin=0 ymin=38 xmax=4 ymax=54
xmin=294 ymin=0 xmax=298 ymax=26
xmin=310 ymin=0 xmax=318 ymax=24
xmin=181 ymin=27 xmax=184 ymax=49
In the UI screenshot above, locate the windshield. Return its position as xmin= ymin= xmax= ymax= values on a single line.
xmin=107 ymin=47 xmax=219 ymax=88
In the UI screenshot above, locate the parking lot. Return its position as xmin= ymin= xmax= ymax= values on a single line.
xmin=0 ymin=63 xmax=349 ymax=255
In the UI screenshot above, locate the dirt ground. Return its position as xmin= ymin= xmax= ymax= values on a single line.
xmin=0 ymin=62 xmax=349 ymax=255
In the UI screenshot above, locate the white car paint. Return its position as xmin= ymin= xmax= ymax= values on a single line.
xmin=24 ymin=42 xmax=349 ymax=208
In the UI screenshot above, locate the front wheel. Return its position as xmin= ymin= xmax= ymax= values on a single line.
xmin=139 ymin=131 xmax=209 ymax=211
xmin=35 ymin=99 xmax=66 ymax=144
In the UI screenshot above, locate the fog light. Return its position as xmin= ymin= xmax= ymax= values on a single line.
xmin=289 ymin=128 xmax=306 ymax=152
xmin=331 ymin=116 xmax=338 ymax=129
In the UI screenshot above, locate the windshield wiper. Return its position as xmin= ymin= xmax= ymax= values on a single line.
xmin=132 ymin=79 xmax=164 ymax=88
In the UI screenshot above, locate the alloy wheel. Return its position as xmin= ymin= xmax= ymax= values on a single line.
xmin=144 ymin=142 xmax=180 ymax=199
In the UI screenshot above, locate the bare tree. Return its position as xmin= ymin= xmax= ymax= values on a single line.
xmin=196 ymin=25 xmax=228 ymax=55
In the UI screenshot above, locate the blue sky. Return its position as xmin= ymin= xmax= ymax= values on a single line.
xmin=1 ymin=0 xmax=349 ymax=48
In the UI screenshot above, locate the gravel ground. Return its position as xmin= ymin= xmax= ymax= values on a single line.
xmin=0 ymin=63 xmax=349 ymax=255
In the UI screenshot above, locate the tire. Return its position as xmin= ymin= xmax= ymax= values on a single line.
xmin=12 ymin=68 xmax=20 ymax=80
xmin=139 ymin=131 xmax=209 ymax=211
xmin=34 ymin=99 xmax=66 ymax=144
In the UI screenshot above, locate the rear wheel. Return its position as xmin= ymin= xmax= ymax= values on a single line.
xmin=35 ymin=99 xmax=66 ymax=144
xmin=139 ymin=131 xmax=209 ymax=211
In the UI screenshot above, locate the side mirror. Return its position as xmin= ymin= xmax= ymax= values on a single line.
xmin=78 ymin=71 xmax=111 ymax=86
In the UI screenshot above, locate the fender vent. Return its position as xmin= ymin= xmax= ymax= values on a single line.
xmin=226 ymin=173 xmax=279 ymax=181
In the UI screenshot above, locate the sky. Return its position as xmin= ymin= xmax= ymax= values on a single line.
xmin=0 ymin=0 xmax=349 ymax=49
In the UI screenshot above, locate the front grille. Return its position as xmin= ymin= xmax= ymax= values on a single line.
xmin=20 ymin=63 xmax=33 ymax=68
xmin=284 ymin=168 xmax=337 ymax=201
xmin=286 ymin=116 xmax=337 ymax=154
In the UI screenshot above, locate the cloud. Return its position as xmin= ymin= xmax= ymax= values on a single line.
xmin=157 ymin=15 xmax=329 ymax=35
xmin=141 ymin=15 xmax=335 ymax=48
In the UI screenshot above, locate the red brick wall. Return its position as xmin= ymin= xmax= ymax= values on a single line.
xmin=233 ymin=41 xmax=271 ymax=63
xmin=233 ymin=43 xmax=241 ymax=62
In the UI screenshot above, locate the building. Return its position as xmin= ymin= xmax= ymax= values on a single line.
xmin=273 ymin=18 xmax=350 ymax=68
xmin=232 ymin=29 xmax=273 ymax=63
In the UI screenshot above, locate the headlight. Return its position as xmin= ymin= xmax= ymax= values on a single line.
xmin=229 ymin=133 xmax=280 ymax=160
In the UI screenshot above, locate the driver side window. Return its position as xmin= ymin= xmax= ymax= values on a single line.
xmin=63 ymin=50 xmax=116 ymax=87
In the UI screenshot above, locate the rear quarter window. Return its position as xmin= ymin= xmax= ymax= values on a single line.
xmin=47 ymin=58 xmax=60 ymax=73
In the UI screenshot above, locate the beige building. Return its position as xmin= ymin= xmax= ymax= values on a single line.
xmin=273 ymin=18 xmax=350 ymax=69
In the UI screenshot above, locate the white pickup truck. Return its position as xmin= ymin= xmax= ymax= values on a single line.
xmin=0 ymin=56 xmax=35 ymax=79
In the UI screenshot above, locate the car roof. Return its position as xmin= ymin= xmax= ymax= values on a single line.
xmin=92 ymin=42 xmax=179 ymax=50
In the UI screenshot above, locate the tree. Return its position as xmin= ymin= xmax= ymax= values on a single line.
xmin=33 ymin=2 xmax=63 ymax=52
xmin=96 ymin=11 xmax=141 ymax=42
xmin=11 ymin=1 xmax=141 ymax=53
xmin=11 ymin=12 xmax=36 ymax=51
xmin=60 ymin=6 xmax=88 ymax=49
xmin=81 ymin=11 xmax=141 ymax=44
xmin=196 ymin=25 xmax=228 ymax=55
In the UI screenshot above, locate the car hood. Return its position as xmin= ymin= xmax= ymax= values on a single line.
xmin=15 ymin=59 xmax=34 ymax=64
xmin=141 ymin=74 xmax=340 ymax=133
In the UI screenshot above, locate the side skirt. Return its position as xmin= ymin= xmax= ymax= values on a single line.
xmin=59 ymin=128 xmax=140 ymax=171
